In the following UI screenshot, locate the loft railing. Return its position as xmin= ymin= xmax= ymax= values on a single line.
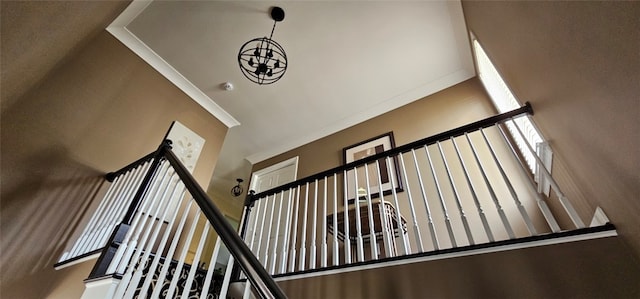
xmin=240 ymin=103 xmax=587 ymax=276
xmin=56 ymin=141 xmax=286 ymax=299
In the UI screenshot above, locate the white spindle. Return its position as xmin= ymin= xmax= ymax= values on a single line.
xmin=299 ymin=182 xmax=309 ymax=271
xmin=411 ymin=149 xmax=440 ymax=250
xmin=248 ymin=199 xmax=263 ymax=254
xmin=332 ymin=175 xmax=339 ymax=266
xmin=117 ymin=173 xmax=180 ymax=297
xmin=269 ymin=192 xmax=284 ymax=274
xmin=437 ymin=141 xmax=475 ymax=245
xmin=398 ymin=153 xmax=424 ymax=252
xmin=164 ymin=210 xmax=202 ymax=299
xmin=510 ymin=119 xmax=585 ymax=229
xmin=386 ymin=156 xmax=409 ymax=255
xmin=279 ymin=189 xmax=293 ymax=274
xmin=495 ymin=124 xmax=560 ymax=232
xmin=374 ymin=160 xmax=394 ymax=257
xmin=480 ymin=128 xmax=537 ymax=235
xmin=256 ymin=196 xmax=269 ymax=266
xmin=363 ymin=164 xmax=379 ymax=259
xmin=107 ymin=162 xmax=171 ymax=274
xmin=353 ymin=167 xmax=365 ymax=262
xmin=321 ymin=177 xmax=328 ymax=267
xmin=451 ymin=136 xmax=495 ymax=242
xmin=149 ymin=199 xmax=194 ymax=298
xmin=218 ymin=255 xmax=234 ymax=299
xmin=288 ymin=186 xmax=301 ymax=272
xmin=86 ymin=163 xmax=146 ymax=255
xmin=342 ymin=170 xmax=352 ymax=264
xmin=137 ymin=188 xmax=188 ymax=298
xmin=124 ymin=182 xmax=185 ymax=298
xmin=200 ymin=236 xmax=223 ymax=299
xmin=179 ymin=224 xmax=210 ymax=299
xmin=65 ymin=170 xmax=125 ymax=259
xmin=465 ymin=132 xmax=516 ymax=239
xmin=309 ymin=180 xmax=318 ymax=269
xmin=113 ymin=166 xmax=174 ymax=274
xmin=262 ymin=194 xmax=277 ymax=266
xmin=425 ymin=145 xmax=457 ymax=247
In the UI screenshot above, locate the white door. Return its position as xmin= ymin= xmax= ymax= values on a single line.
xmin=248 ymin=157 xmax=298 ymax=271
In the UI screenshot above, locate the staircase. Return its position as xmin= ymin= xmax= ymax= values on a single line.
xmin=53 ymin=104 xmax=639 ymax=299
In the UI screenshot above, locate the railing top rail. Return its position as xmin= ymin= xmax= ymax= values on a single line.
xmin=251 ymin=102 xmax=533 ymax=200
xmin=105 ymin=151 xmax=156 ymax=182
xmin=163 ymin=145 xmax=287 ymax=299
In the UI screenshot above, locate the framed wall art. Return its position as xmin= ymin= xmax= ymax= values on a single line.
xmin=343 ymin=132 xmax=403 ymax=204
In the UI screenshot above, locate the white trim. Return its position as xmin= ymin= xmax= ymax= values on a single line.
xmin=250 ymin=156 xmax=299 ymax=192
xmin=274 ymin=229 xmax=618 ymax=282
xmin=54 ymin=252 xmax=101 ymax=270
xmin=106 ymin=0 xmax=240 ymax=128
xmin=590 ymin=207 xmax=610 ymax=227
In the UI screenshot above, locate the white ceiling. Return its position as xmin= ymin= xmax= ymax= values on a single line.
xmin=108 ymin=0 xmax=475 ymax=197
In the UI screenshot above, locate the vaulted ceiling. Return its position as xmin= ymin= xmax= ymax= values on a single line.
xmin=108 ymin=1 xmax=475 ymax=197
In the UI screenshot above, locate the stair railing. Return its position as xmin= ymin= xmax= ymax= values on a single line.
xmin=59 ymin=140 xmax=286 ymax=299
xmin=239 ymin=103 xmax=587 ymax=276
xmin=55 ymin=152 xmax=156 ymax=269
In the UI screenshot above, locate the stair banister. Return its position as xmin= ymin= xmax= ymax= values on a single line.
xmin=163 ymin=145 xmax=287 ymax=299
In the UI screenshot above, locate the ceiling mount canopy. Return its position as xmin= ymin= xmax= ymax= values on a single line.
xmin=238 ymin=6 xmax=288 ymax=85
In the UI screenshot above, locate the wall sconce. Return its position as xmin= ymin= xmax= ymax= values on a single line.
xmin=230 ymin=178 xmax=244 ymax=197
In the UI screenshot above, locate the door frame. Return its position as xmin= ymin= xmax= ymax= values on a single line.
xmin=249 ymin=156 xmax=299 ymax=192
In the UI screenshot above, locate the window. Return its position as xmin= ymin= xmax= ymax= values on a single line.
xmin=472 ymin=38 xmax=552 ymax=195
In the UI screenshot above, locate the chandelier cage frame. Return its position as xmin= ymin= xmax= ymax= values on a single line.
xmin=237 ymin=7 xmax=288 ymax=85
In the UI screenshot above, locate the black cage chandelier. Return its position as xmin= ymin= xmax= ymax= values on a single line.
xmin=238 ymin=7 xmax=288 ymax=85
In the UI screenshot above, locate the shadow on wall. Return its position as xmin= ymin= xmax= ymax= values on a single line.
xmin=0 ymin=144 xmax=106 ymax=297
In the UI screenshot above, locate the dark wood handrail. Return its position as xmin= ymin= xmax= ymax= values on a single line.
xmin=251 ymin=102 xmax=533 ymax=201
xmin=105 ymin=151 xmax=156 ymax=182
xmin=163 ymin=146 xmax=287 ymax=299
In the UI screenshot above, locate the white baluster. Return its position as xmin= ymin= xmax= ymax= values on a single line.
xmin=269 ymin=192 xmax=284 ymax=274
xmin=342 ymin=170 xmax=352 ymax=264
xmin=465 ymin=132 xmax=516 ymax=239
xmin=309 ymin=180 xmax=318 ymax=269
xmin=353 ymin=167 xmax=365 ymax=262
xmin=262 ymin=194 xmax=277 ymax=266
xmin=386 ymin=156 xmax=410 ymax=255
xmin=480 ymin=128 xmax=537 ymax=236
xmin=200 ymin=236 xmax=223 ymax=299
xmin=256 ymin=196 xmax=269 ymax=266
xmin=163 ymin=210 xmax=202 ymax=299
xmin=299 ymin=182 xmax=309 ymax=271
xmin=437 ymin=141 xmax=475 ymax=245
xmin=332 ymin=175 xmax=339 ymax=266
xmin=280 ymin=188 xmax=293 ymax=274
xmin=179 ymin=224 xmax=210 ymax=299
xmin=374 ymin=160 xmax=394 ymax=258
xmin=398 ymin=153 xmax=424 ymax=252
xmin=411 ymin=149 xmax=440 ymax=250
xmin=364 ymin=164 xmax=379 ymax=259
xmin=321 ymin=177 xmax=328 ymax=267
xmin=425 ymin=145 xmax=457 ymax=247
xmin=495 ymin=124 xmax=560 ymax=232
xmin=149 ymin=199 xmax=194 ymax=298
xmin=451 ymin=136 xmax=495 ymax=242
xmin=510 ymin=118 xmax=585 ymax=229
xmin=288 ymin=186 xmax=301 ymax=272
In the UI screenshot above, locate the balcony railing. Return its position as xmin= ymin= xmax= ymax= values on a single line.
xmin=240 ymin=103 xmax=586 ymax=277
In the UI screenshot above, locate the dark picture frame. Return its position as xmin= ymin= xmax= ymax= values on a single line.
xmin=343 ymin=132 xmax=403 ymax=204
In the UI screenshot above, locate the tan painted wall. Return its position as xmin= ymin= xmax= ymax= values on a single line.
xmin=0 ymin=3 xmax=228 ymax=298
xmin=462 ymin=1 xmax=640 ymax=259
